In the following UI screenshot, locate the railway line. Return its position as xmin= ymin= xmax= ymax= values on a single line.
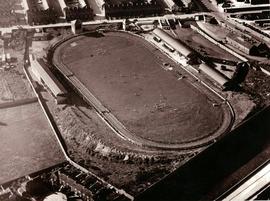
xmin=217 ymin=159 xmax=270 ymax=201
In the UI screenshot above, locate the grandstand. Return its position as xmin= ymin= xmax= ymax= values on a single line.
xmin=153 ymin=28 xmax=192 ymax=57
xmin=199 ymin=63 xmax=230 ymax=87
xmin=152 ymin=28 xmax=232 ymax=88
xmin=30 ymin=55 xmax=67 ymax=104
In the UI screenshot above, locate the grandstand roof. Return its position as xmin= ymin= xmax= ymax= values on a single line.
xmin=199 ymin=63 xmax=229 ymax=86
xmin=32 ymin=58 xmax=67 ymax=97
xmin=153 ymin=28 xmax=192 ymax=57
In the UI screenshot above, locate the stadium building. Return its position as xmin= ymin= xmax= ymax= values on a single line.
xmin=153 ymin=28 xmax=192 ymax=57
xmin=153 ymin=28 xmax=231 ymax=88
xmin=30 ymin=55 xmax=67 ymax=104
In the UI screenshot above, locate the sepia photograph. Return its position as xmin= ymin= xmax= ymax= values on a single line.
xmin=0 ymin=0 xmax=270 ymax=200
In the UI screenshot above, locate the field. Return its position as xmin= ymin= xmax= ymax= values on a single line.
xmin=0 ymin=69 xmax=35 ymax=103
xmin=0 ymin=102 xmax=65 ymax=184
xmin=54 ymin=32 xmax=231 ymax=147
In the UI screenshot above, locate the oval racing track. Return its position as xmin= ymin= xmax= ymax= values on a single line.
xmin=51 ymin=31 xmax=234 ymax=151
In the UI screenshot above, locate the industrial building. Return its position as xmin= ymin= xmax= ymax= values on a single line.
xmin=226 ymin=33 xmax=270 ymax=57
xmin=226 ymin=33 xmax=255 ymax=55
xmin=30 ymin=55 xmax=67 ymax=104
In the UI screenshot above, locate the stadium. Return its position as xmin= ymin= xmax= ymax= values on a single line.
xmin=51 ymin=31 xmax=234 ymax=151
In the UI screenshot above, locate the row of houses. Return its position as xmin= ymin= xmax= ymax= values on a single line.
xmin=25 ymin=0 xmax=94 ymax=25
xmin=58 ymin=172 xmax=93 ymax=201
xmin=104 ymin=0 xmax=165 ymax=19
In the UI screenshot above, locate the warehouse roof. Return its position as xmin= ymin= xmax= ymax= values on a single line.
xmin=153 ymin=28 xmax=192 ymax=57
xmin=199 ymin=63 xmax=229 ymax=86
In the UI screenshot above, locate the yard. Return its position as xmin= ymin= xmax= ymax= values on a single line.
xmin=0 ymin=102 xmax=65 ymax=184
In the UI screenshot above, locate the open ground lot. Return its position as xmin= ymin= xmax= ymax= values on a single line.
xmin=54 ymin=32 xmax=232 ymax=146
xmin=0 ymin=102 xmax=65 ymax=184
xmin=173 ymin=26 xmax=240 ymax=62
xmin=0 ymin=69 xmax=35 ymax=103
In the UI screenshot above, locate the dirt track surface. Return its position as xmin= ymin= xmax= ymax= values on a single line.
xmin=54 ymin=32 xmax=231 ymax=146
xmin=0 ymin=102 xmax=65 ymax=184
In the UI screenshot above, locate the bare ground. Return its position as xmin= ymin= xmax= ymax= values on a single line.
xmin=0 ymin=69 xmax=35 ymax=103
xmin=173 ymin=26 xmax=240 ymax=62
xmin=0 ymin=102 xmax=65 ymax=184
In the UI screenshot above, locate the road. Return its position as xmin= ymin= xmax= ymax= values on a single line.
xmin=0 ymin=12 xmax=210 ymax=32
xmin=218 ymin=160 xmax=270 ymax=201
